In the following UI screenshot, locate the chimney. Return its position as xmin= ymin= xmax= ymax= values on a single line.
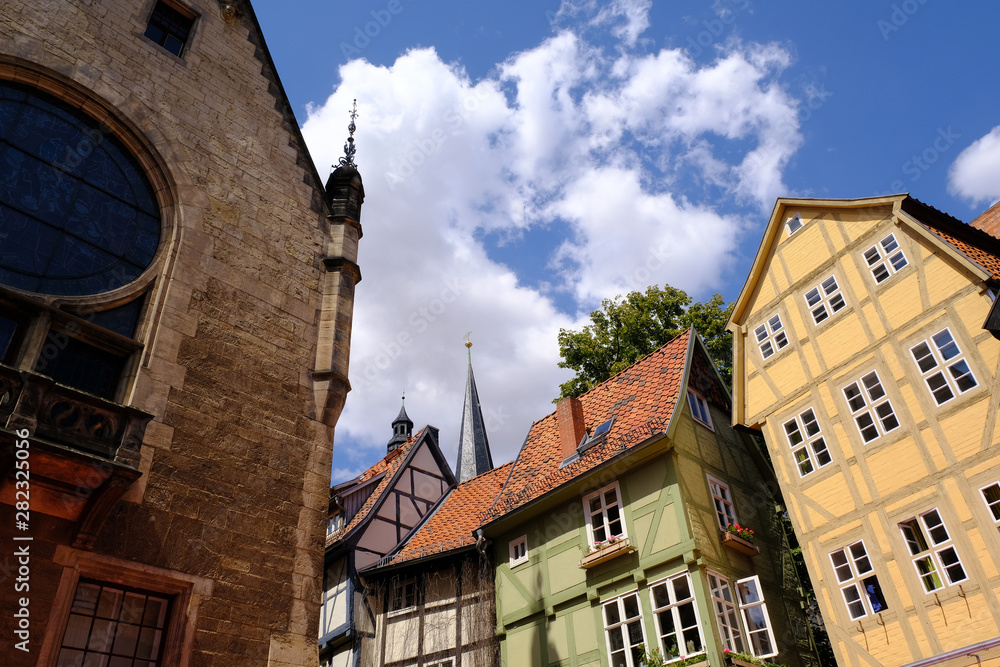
xmin=556 ymin=396 xmax=586 ymax=460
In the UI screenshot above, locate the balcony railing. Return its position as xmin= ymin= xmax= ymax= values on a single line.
xmin=1 ymin=363 xmax=153 ymax=548
xmin=1 ymin=364 xmax=151 ymax=467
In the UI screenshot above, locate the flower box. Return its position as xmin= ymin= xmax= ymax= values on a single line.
xmin=721 ymin=531 xmax=759 ymax=557
xmin=727 ymin=659 xmax=759 ymax=667
xmin=580 ymin=537 xmax=635 ymax=568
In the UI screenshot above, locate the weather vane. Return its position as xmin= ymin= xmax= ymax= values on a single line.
xmin=464 ymin=331 xmax=473 ymax=361
xmin=337 ymin=99 xmax=358 ymax=168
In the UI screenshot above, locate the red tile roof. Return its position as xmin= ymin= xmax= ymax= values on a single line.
xmin=483 ymin=329 xmax=692 ymax=522
xmin=327 ymin=433 xmax=419 ymax=547
xmin=904 ymin=197 xmax=1000 ymax=281
xmin=929 ymin=227 xmax=1000 ymax=280
xmin=383 ymin=461 xmax=515 ymax=566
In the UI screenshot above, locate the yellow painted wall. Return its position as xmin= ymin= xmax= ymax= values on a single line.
xmin=736 ymin=205 xmax=1000 ymax=666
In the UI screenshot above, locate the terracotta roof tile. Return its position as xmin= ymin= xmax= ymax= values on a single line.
xmin=929 ymin=227 xmax=1000 ymax=280
xmin=483 ymin=330 xmax=691 ymax=522
xmin=384 ymin=461 xmax=514 ymax=566
xmin=326 ymin=433 xmax=419 ymax=547
xmin=905 ymin=198 xmax=1000 ymax=280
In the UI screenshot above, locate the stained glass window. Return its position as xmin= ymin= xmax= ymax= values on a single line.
xmin=0 ymin=82 xmax=161 ymax=296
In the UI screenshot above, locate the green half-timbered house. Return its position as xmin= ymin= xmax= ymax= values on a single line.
xmin=479 ymin=329 xmax=821 ymax=667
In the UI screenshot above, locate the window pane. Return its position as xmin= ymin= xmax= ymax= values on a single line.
xmin=35 ymin=335 xmax=127 ymax=400
xmin=672 ymin=576 xmax=691 ymax=601
xmin=652 ymin=584 xmax=669 ymax=609
xmin=950 ymin=360 xmax=976 ymax=392
xmin=784 ymin=420 xmax=803 ymax=445
xmin=849 ymin=543 xmax=872 ymax=573
xmin=622 ymin=594 xmax=639 ymax=619
xmin=112 ymin=623 xmax=140 ymax=655
xmin=939 ymin=547 xmax=966 ymax=583
xmin=88 ymin=618 xmax=117 ymax=652
xmin=97 ymin=588 xmax=123 ymax=620
xmin=63 ymin=614 xmax=93 ymax=649
xmin=911 ymin=343 xmax=935 ymax=372
xmin=844 ymin=384 xmax=865 ymax=411
xmin=862 ymin=576 xmax=887 ymax=612
xmin=862 ymin=372 xmax=884 ymax=399
xmin=604 ymin=603 xmax=621 ymax=626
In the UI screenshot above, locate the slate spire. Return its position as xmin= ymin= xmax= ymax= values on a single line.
xmin=456 ymin=340 xmax=494 ymax=482
xmin=387 ymin=395 xmax=413 ymax=452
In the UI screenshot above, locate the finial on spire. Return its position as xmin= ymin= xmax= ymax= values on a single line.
xmin=337 ymin=99 xmax=358 ymax=168
xmin=464 ymin=331 xmax=473 ymax=363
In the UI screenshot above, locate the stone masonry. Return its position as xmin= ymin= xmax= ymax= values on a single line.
xmin=0 ymin=1 xmax=359 ymax=665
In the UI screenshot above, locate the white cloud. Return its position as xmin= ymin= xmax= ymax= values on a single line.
xmin=302 ymin=12 xmax=803 ymax=478
xmin=948 ymin=126 xmax=1000 ymax=207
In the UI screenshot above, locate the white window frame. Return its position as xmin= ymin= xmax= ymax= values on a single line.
xmin=735 ymin=576 xmax=777 ymax=658
xmin=804 ymin=275 xmax=846 ymax=325
xmin=583 ymin=481 xmax=627 ymax=549
xmin=602 ymin=591 xmax=648 ymax=667
xmin=649 ymin=572 xmax=706 ymax=661
xmin=753 ymin=313 xmax=789 ymax=360
xmin=509 ymin=535 xmax=528 ymax=567
xmin=707 ymin=475 xmax=737 ymax=531
xmin=843 ymin=370 xmax=899 ymax=443
xmin=899 ymin=509 xmax=967 ymax=592
xmin=829 ymin=540 xmax=888 ymax=620
xmin=687 ymin=389 xmax=713 ymax=430
xmin=707 ymin=572 xmax=745 ymax=653
xmin=782 ymin=408 xmax=832 ymax=477
xmin=909 ymin=328 xmax=977 ymax=405
xmin=425 ymin=660 xmax=455 ymax=667
xmin=864 ymin=233 xmax=908 ymax=284
xmin=786 ymin=213 xmax=803 ymax=235
xmin=981 ymin=483 xmax=1000 ymax=531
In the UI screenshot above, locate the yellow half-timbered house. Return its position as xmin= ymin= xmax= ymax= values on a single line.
xmin=728 ymin=195 xmax=1000 ymax=667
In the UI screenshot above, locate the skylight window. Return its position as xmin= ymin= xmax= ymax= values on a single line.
xmin=592 ymin=418 xmax=614 ymax=438
xmin=579 ymin=418 xmax=614 ymax=452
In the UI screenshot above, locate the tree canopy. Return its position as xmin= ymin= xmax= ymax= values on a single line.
xmin=556 ymin=285 xmax=733 ymax=399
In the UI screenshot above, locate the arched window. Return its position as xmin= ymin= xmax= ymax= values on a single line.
xmin=0 ymin=80 xmax=163 ymax=400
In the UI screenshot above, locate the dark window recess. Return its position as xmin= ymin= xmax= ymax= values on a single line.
xmin=83 ymin=298 xmax=145 ymax=339
xmin=0 ymin=314 xmax=21 ymax=363
xmin=34 ymin=334 xmax=127 ymax=400
xmin=144 ymin=2 xmax=195 ymax=56
xmin=862 ymin=576 xmax=887 ymax=613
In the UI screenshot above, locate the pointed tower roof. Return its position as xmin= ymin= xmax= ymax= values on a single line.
xmin=456 ymin=341 xmax=494 ymax=483
xmin=387 ymin=396 xmax=413 ymax=452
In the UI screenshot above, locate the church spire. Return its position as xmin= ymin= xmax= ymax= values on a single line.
xmin=456 ymin=338 xmax=494 ymax=482
xmin=387 ymin=394 xmax=413 ymax=453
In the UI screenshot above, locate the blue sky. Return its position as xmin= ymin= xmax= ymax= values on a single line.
xmin=251 ymin=0 xmax=1000 ymax=480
